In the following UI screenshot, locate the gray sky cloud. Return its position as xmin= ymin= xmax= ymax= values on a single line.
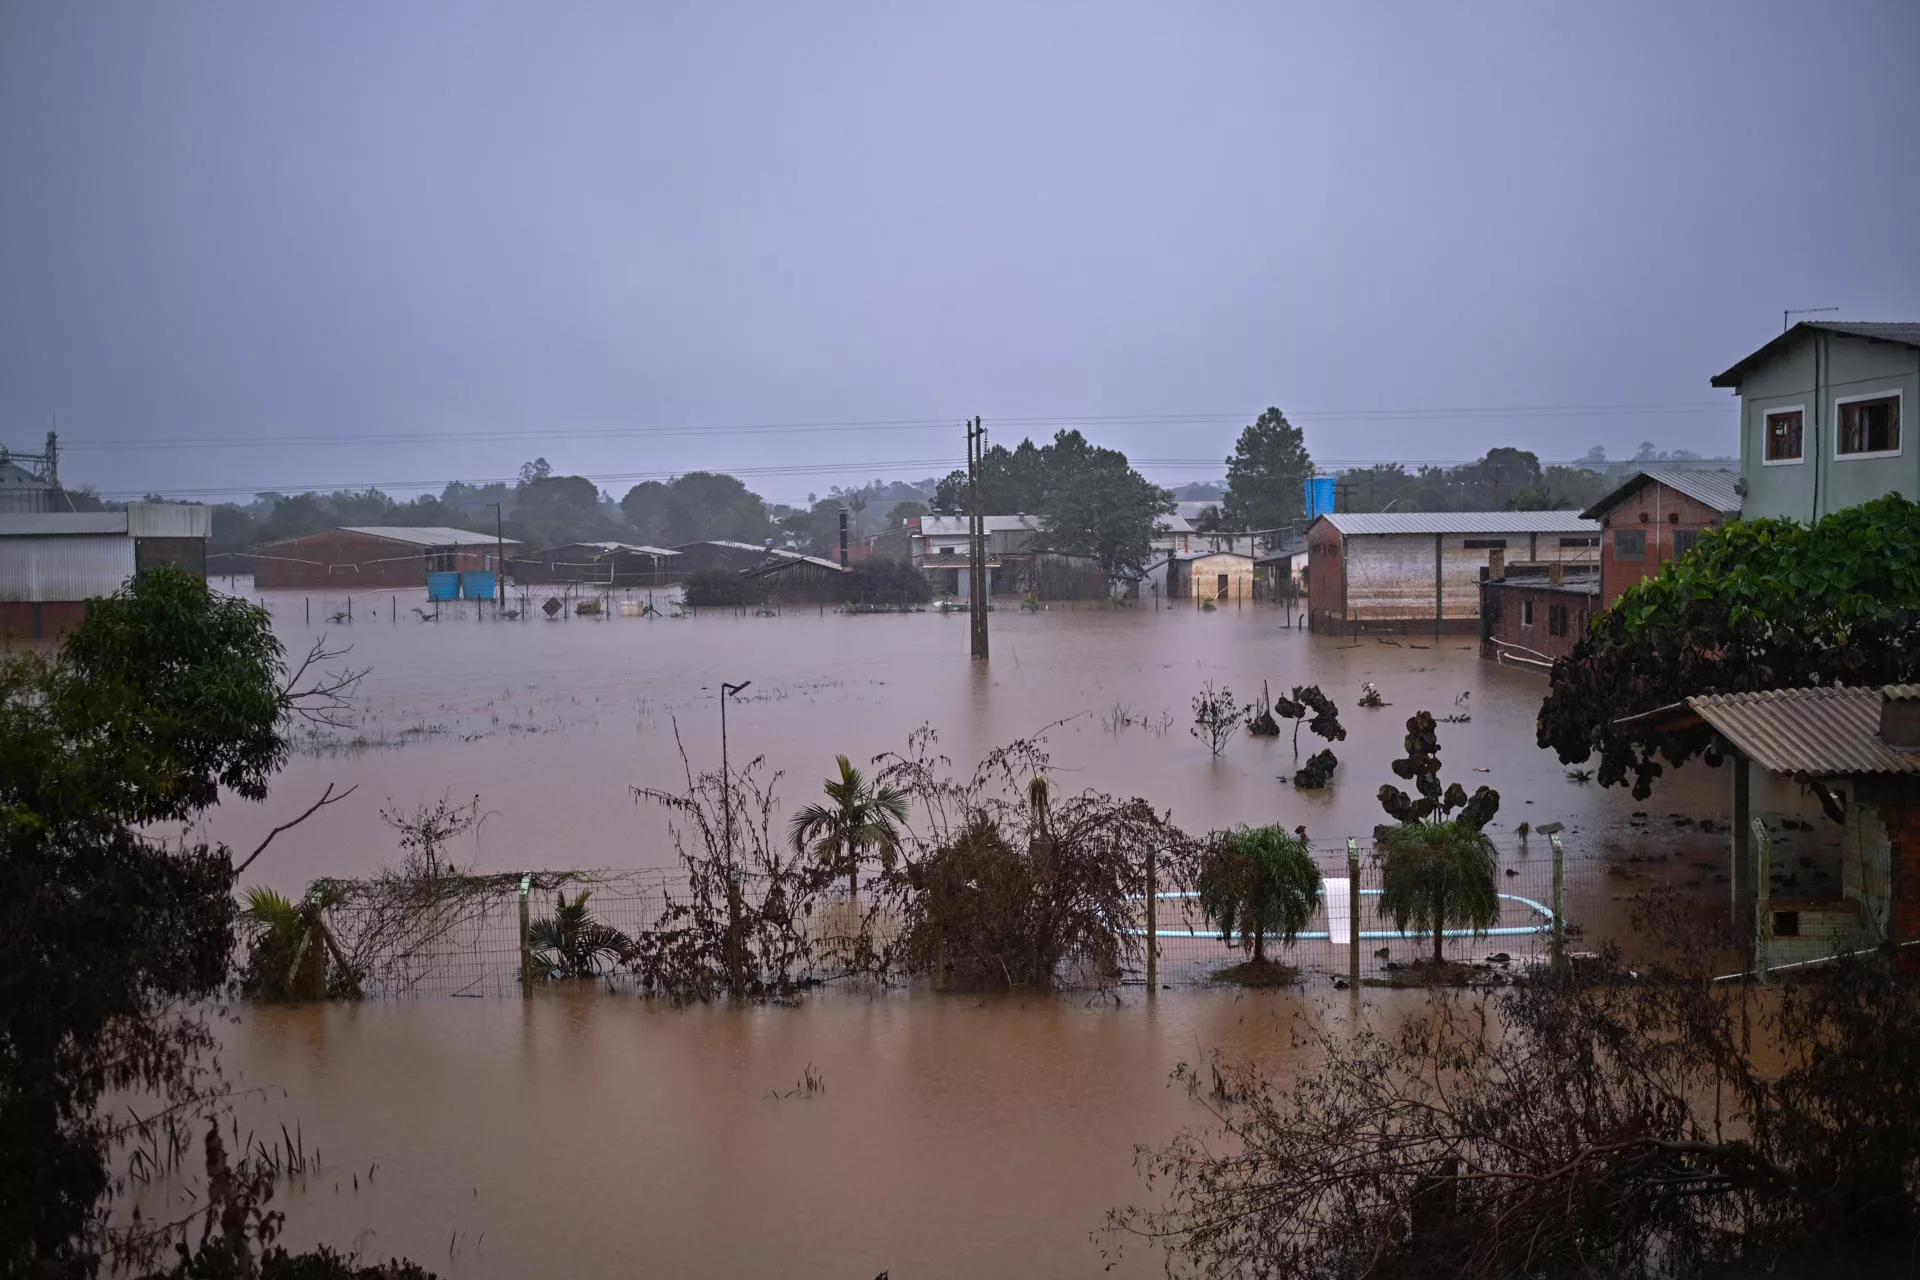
xmin=3 ymin=1 xmax=1916 ymax=504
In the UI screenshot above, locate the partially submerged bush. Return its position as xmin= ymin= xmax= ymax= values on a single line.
xmin=528 ymin=889 xmax=633 ymax=980
xmin=1291 ymin=749 xmax=1338 ymax=789
xmin=1191 ymin=682 xmax=1239 ymax=758
xmin=682 ymin=569 xmax=764 ymax=608
xmin=847 ymin=556 xmax=932 ymax=605
xmin=1110 ymin=936 xmax=1920 ymax=1279
xmin=239 ymin=886 xmax=361 ymax=1001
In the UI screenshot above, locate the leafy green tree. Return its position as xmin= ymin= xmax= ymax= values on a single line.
xmin=788 ymin=755 xmax=910 ymax=897
xmin=1375 ymin=711 xmax=1501 ymax=964
xmin=1197 ymin=826 xmax=1322 ymax=964
xmin=1039 ymin=442 xmax=1172 ymax=583
xmin=886 ymin=499 xmax=929 ymax=527
xmin=1540 ymin=497 xmax=1920 ymax=798
xmin=0 ymin=568 xmax=410 ymax=1274
xmin=660 ymin=471 xmax=772 ymax=545
xmin=1221 ymin=408 xmax=1313 ymax=537
xmin=620 ymin=480 xmax=671 ymax=543
xmin=209 ymin=504 xmax=256 ymax=556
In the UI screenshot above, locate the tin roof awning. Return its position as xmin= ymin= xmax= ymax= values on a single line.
xmin=1617 ymin=685 xmax=1920 ymax=778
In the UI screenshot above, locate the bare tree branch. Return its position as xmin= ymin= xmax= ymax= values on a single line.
xmin=279 ymin=634 xmax=369 ymax=729
xmin=232 ymin=783 xmax=358 ymax=876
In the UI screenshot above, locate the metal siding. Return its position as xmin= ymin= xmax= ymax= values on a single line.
xmin=125 ymin=502 xmax=213 ymax=538
xmin=0 ymin=535 xmax=136 ymax=601
xmin=1318 ymin=511 xmax=1600 ymax=537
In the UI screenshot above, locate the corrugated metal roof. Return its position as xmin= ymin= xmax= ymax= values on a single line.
xmin=1712 ymin=321 xmax=1920 ymax=388
xmin=1312 ymin=511 xmax=1601 ymax=537
xmin=562 ymin=541 xmax=681 ymax=556
xmin=1580 ymin=469 xmax=1743 ymax=520
xmin=334 ymin=526 xmax=520 ymax=547
xmin=1685 ymin=686 xmax=1920 ymax=777
xmin=917 ymin=515 xmax=1043 ymax=536
xmin=0 ymin=512 xmax=127 ymax=536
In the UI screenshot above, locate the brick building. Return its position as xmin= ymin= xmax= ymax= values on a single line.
xmin=1 ymin=503 xmax=210 ymax=639
xmin=1303 ymin=511 xmax=1600 ymax=637
xmin=1579 ymin=469 xmax=1742 ymax=607
xmin=251 ymin=527 xmax=515 ymax=590
xmin=1478 ymin=563 xmax=1600 ymax=668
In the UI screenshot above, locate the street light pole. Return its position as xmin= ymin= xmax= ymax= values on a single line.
xmin=720 ymin=680 xmax=751 ymax=995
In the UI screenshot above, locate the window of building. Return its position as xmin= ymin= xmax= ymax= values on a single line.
xmin=1772 ymin=910 xmax=1800 ymax=939
xmin=1463 ymin=538 xmax=1508 ymax=550
xmin=1559 ymin=536 xmax=1599 ymax=548
xmin=939 ymin=546 xmax=956 ymax=557
xmin=1521 ymin=598 xmax=1534 ymax=627
xmin=1837 ymin=394 xmax=1901 ymax=457
xmin=1548 ymin=604 xmax=1569 ymax=637
xmin=1672 ymin=529 xmax=1703 ymax=557
xmin=1763 ymin=408 xmax=1803 ymax=464
xmin=425 ymin=548 xmax=459 ymax=573
xmin=1614 ymin=529 xmax=1646 ymax=561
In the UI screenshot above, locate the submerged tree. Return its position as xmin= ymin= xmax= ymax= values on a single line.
xmin=528 ymin=889 xmax=633 ymax=980
xmin=1273 ymin=684 xmax=1346 ymax=760
xmin=787 ymin=754 xmax=910 ymax=898
xmin=1191 ymin=682 xmax=1240 ymax=757
xmin=239 ymin=885 xmax=361 ymax=1002
xmin=1374 ymin=711 xmax=1500 ymax=963
xmin=1196 ymin=827 xmax=1322 ymax=966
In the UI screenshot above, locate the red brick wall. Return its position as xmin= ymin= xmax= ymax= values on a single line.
xmin=1594 ymin=481 xmax=1730 ymax=607
xmin=0 ymin=601 xmax=88 ymax=641
xmin=1479 ymin=582 xmax=1595 ymax=664
xmin=1885 ymin=796 xmax=1920 ymax=955
xmin=254 ymin=532 xmax=499 ymax=589
xmin=1306 ymin=525 xmax=1346 ymax=634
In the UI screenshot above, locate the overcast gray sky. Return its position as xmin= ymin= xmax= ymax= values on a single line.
xmin=3 ymin=1 xmax=1917 ymax=505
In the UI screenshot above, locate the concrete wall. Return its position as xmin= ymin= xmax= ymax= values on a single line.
xmin=1592 ymin=480 xmax=1732 ymax=606
xmin=1736 ymin=330 xmax=1920 ymax=522
xmin=1169 ymin=553 xmax=1255 ymax=601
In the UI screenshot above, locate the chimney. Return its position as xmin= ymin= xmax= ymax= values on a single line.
xmin=839 ymin=507 xmax=850 ymax=565
xmin=1548 ymin=562 xmax=1564 ymax=585
xmin=1879 ymin=690 xmax=1920 ymax=749
xmin=1488 ymin=548 xmax=1505 ymax=580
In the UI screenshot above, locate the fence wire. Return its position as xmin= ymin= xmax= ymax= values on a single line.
xmin=288 ymin=834 xmax=1617 ymax=1000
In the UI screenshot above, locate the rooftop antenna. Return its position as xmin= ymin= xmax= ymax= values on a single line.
xmin=1783 ymin=306 xmax=1840 ymax=333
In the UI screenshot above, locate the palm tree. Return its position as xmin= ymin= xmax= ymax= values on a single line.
xmin=788 ymin=755 xmax=911 ymax=899
xmin=528 ymin=889 xmax=633 ymax=980
xmin=1197 ymin=826 xmax=1323 ymax=964
xmin=1376 ymin=820 xmax=1500 ymax=965
xmin=240 ymin=885 xmax=359 ymax=1001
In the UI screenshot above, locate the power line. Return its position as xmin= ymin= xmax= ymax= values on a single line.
xmin=59 ymin=399 xmax=1734 ymax=453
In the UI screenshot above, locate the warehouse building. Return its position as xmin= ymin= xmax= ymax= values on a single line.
xmin=251 ymin=526 xmax=516 ymax=590
xmin=1304 ymin=511 xmax=1600 ymax=637
xmin=0 ymin=502 xmax=212 ymax=639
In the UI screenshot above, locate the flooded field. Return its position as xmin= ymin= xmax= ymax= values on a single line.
xmin=135 ymin=584 xmax=1767 ymax=1276
xmin=194 ymin=583 xmax=1726 ymax=887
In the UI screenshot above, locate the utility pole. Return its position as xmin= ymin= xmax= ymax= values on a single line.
xmin=489 ymin=502 xmax=507 ymax=615
xmin=967 ymin=416 xmax=989 ymax=661
xmin=720 ymin=680 xmax=751 ymax=996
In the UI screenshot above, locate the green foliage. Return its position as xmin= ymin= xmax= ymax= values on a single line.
xmin=1272 ymin=684 xmax=1346 ymax=758
xmin=1293 ymin=749 xmax=1339 ymax=789
xmin=1338 ymin=449 xmax=1622 ymax=514
xmin=1377 ymin=711 xmax=1499 ymax=828
xmin=885 ymin=499 xmax=929 ymax=527
xmin=658 ymin=471 xmax=773 ymax=545
xmin=6 ymin=567 xmax=289 ymax=829
xmin=681 ymin=568 xmax=765 ymax=608
xmin=1197 ymin=826 xmax=1322 ymax=963
xmin=1538 ymin=496 xmax=1920 ymax=797
xmin=1220 ymin=408 xmax=1313 ymax=537
xmin=240 ymin=886 xmax=360 ymax=1002
xmin=847 ymin=557 xmax=932 ymax=604
xmin=528 ymin=890 xmax=633 ymax=980
xmin=788 ymin=755 xmax=910 ymax=894
xmin=1374 ymin=820 xmax=1500 ymax=963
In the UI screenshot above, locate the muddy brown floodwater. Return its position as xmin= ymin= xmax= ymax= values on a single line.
xmin=142 ymin=587 xmax=1746 ymax=1276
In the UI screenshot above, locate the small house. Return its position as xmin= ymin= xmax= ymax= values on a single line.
xmin=252 ymin=526 xmax=516 ymax=591
xmin=1479 ymin=561 xmax=1601 ymax=668
xmin=1166 ymin=550 xmax=1256 ymax=603
xmin=1303 ymin=511 xmax=1600 ymax=637
xmin=1 ymin=502 xmax=211 ymax=639
xmin=1579 ymin=469 xmax=1741 ymax=607
xmin=520 ymin=541 xmax=679 ymax=587
xmin=1712 ymin=321 xmax=1919 ymax=523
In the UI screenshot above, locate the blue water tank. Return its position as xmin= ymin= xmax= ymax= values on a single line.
xmin=459 ymin=570 xmax=496 ymax=600
xmin=1304 ymin=475 xmax=1336 ymax=519
xmin=426 ymin=571 xmax=461 ymax=601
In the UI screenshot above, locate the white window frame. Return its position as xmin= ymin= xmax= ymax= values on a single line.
xmin=1760 ymin=403 xmax=1806 ymax=467
xmin=1833 ymin=388 xmax=1903 ymax=461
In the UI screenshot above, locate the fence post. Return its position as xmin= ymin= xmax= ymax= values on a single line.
xmin=1346 ymin=838 xmax=1361 ymax=989
xmin=518 ymin=872 xmax=533 ymax=997
xmin=347 ymin=595 xmax=352 ymax=624
xmin=1145 ymin=843 xmax=1158 ymax=993
xmin=1549 ymin=832 xmax=1567 ymax=971
xmin=1752 ymin=817 xmax=1771 ymax=981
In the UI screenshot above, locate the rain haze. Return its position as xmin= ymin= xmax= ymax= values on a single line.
xmin=4 ymin=1 xmax=1919 ymax=503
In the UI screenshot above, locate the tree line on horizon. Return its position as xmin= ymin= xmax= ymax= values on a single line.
xmin=61 ymin=421 xmax=1733 ymax=566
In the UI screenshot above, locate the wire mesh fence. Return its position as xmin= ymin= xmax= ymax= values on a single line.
xmin=280 ymin=833 xmax=1611 ymax=1000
